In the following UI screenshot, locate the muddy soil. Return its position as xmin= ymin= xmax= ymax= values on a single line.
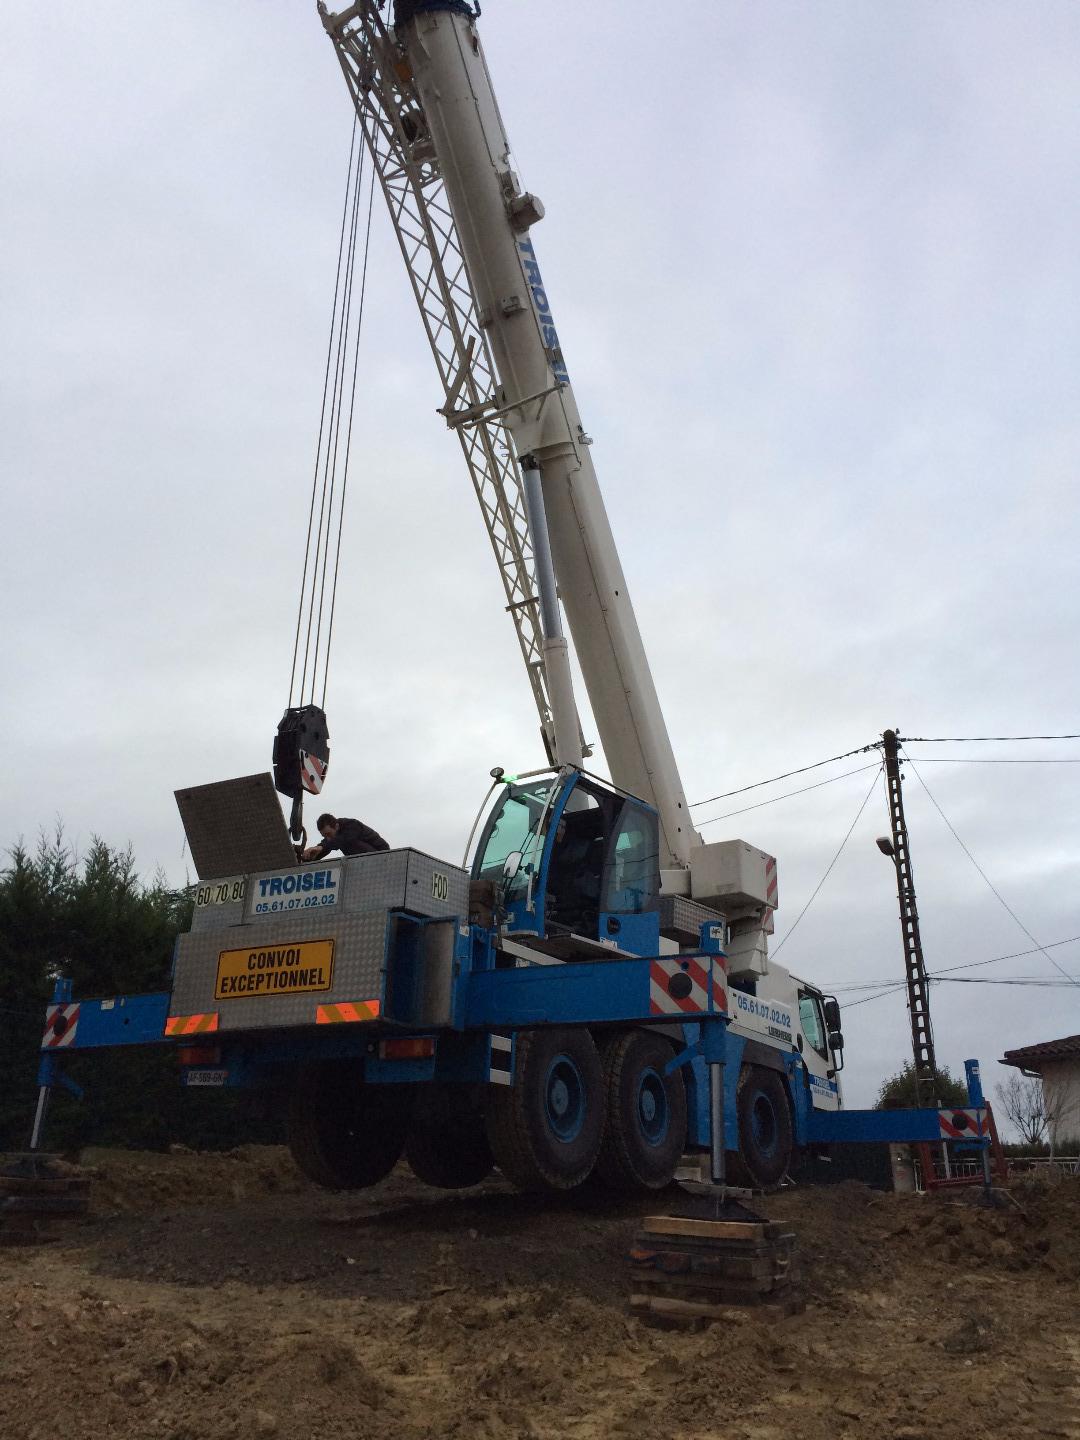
xmin=3 ymin=1148 xmax=1079 ymax=1440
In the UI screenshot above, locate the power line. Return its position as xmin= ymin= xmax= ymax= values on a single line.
xmin=769 ymin=766 xmax=883 ymax=960
xmin=697 ymin=762 xmax=882 ymax=827
xmin=933 ymin=936 xmax=1080 ymax=977
xmin=902 ymin=756 xmax=1080 ymax=765
xmin=933 ymin=976 xmax=1080 ymax=987
xmin=824 ymin=935 xmax=1080 ymax=995
xmin=843 ymin=984 xmax=908 ymax=1009
xmin=838 ymin=972 xmax=1080 ymax=1011
xmin=904 ymin=733 xmax=1080 ymax=743
xmin=690 ymin=729 xmax=1080 ymax=813
xmin=901 ymin=748 xmax=1080 ymax=992
xmin=690 ymin=743 xmax=879 ymax=808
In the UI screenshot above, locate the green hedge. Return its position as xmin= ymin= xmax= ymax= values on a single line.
xmin=0 ymin=831 xmax=282 ymax=1153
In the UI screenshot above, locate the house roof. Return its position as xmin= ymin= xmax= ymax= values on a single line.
xmin=1001 ymin=1035 xmax=1080 ymax=1070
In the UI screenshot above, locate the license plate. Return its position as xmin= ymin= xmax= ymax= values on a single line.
xmin=185 ymin=1069 xmax=228 ymax=1087
xmin=214 ymin=939 xmax=335 ymax=1001
xmin=196 ymin=876 xmax=248 ymax=908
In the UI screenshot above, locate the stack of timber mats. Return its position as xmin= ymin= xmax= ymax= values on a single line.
xmin=630 ymin=1206 xmax=803 ymax=1325
xmin=0 ymin=1154 xmax=90 ymax=1246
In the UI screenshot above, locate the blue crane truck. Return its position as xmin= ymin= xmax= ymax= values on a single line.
xmin=30 ymin=0 xmax=992 ymax=1194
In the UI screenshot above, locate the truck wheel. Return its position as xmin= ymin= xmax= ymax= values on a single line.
xmin=406 ymin=1085 xmax=493 ymax=1189
xmin=731 ymin=1066 xmax=793 ymax=1189
xmin=287 ymin=1062 xmax=412 ymax=1191
xmin=485 ymin=1028 xmax=604 ymax=1192
xmin=595 ymin=1031 xmax=686 ymax=1192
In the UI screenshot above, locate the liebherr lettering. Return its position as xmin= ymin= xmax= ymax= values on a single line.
xmin=518 ymin=238 xmax=570 ymax=384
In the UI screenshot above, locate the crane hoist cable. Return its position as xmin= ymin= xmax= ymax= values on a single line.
xmin=273 ymin=123 xmax=377 ymax=845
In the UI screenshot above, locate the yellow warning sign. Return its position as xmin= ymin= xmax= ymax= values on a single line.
xmin=215 ymin=939 xmax=335 ymax=1001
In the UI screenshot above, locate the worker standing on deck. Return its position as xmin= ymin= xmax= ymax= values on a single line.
xmin=303 ymin=813 xmax=389 ymax=861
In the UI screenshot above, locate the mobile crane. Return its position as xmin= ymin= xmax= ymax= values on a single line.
xmin=30 ymin=0 xmax=992 ymax=1196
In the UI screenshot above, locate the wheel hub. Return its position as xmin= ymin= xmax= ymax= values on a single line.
xmin=544 ymin=1054 xmax=585 ymax=1143
xmin=637 ymin=1067 xmax=669 ymax=1146
xmin=751 ymin=1093 xmax=777 ymax=1156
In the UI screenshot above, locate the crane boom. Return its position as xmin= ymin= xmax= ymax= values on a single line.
xmin=321 ymin=0 xmax=699 ymax=869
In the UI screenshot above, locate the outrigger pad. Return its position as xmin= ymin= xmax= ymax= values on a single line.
xmin=175 ymin=773 xmax=298 ymax=880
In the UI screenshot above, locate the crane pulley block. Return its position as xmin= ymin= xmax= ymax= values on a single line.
xmin=273 ymin=706 xmax=330 ymax=800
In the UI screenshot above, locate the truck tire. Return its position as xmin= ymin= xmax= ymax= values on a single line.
xmin=485 ymin=1027 xmax=604 ymax=1192
xmin=730 ymin=1066 xmax=793 ymax=1189
xmin=406 ymin=1085 xmax=494 ymax=1189
xmin=287 ymin=1062 xmax=412 ymax=1191
xmin=594 ymin=1031 xmax=686 ymax=1193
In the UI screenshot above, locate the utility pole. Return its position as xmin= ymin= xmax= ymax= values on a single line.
xmin=879 ymin=728 xmax=937 ymax=1106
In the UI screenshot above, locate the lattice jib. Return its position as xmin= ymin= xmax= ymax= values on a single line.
xmin=325 ymin=4 xmax=552 ymax=742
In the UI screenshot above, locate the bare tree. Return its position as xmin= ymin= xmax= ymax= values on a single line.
xmin=995 ymin=1072 xmax=1049 ymax=1146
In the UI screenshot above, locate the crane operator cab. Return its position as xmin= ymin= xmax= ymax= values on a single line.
xmin=470 ymin=768 xmax=661 ymax=960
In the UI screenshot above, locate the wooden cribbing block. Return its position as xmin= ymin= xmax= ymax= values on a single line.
xmin=642 ymin=1215 xmax=790 ymax=1241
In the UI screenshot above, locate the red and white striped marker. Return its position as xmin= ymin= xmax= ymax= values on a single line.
xmin=938 ymin=1107 xmax=986 ymax=1140
xmin=41 ymin=1004 xmax=80 ymax=1049
xmin=649 ymin=956 xmax=727 ymax=1018
xmin=301 ymin=752 xmax=327 ymax=794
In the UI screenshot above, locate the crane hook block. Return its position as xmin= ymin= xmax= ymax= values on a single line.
xmin=273 ymin=706 xmax=330 ymax=800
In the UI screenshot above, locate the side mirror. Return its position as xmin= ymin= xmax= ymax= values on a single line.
xmin=502 ymin=851 xmax=523 ymax=883
xmin=828 ymin=1030 xmax=845 ymax=1070
xmin=823 ymin=998 xmax=842 ymax=1032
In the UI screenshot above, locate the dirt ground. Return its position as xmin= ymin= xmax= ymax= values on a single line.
xmin=3 ymin=1148 xmax=1080 ymax=1440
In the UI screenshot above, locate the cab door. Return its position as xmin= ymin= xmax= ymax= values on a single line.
xmin=598 ymin=800 xmax=661 ymax=955
xmin=797 ymin=987 xmax=841 ymax=1111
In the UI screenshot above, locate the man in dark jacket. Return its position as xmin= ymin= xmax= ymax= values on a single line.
xmin=303 ymin=813 xmax=390 ymax=862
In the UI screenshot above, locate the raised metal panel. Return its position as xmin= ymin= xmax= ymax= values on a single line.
xmin=175 ymin=774 xmax=296 ymax=880
xmin=171 ymin=911 xmax=390 ymax=1031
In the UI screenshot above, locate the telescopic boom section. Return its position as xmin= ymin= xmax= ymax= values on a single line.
xmin=321 ymin=0 xmax=699 ymax=868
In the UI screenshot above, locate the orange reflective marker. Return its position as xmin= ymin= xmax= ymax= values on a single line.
xmin=165 ymin=1013 xmax=220 ymax=1037
xmin=315 ymin=999 xmax=381 ymax=1024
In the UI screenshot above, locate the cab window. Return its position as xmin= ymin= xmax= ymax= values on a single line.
xmin=603 ymin=805 xmax=659 ymax=914
xmin=798 ymin=991 xmax=829 ymax=1059
xmin=473 ymin=777 xmax=558 ymax=900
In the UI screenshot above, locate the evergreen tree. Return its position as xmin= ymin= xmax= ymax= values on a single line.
xmin=874 ymin=1060 xmax=969 ymax=1110
xmin=0 ymin=829 xmax=279 ymax=1152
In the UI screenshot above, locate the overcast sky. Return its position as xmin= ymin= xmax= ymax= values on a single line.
xmin=4 ymin=1 xmax=1079 ymax=1112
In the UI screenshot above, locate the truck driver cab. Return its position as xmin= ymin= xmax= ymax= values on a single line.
xmin=470 ymin=768 xmax=661 ymax=959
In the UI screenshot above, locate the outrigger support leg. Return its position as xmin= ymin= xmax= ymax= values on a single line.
xmin=30 ymin=977 xmax=83 ymax=1151
xmin=702 ymin=1016 xmax=729 ymax=1191
xmin=28 ymin=1061 xmax=53 ymax=1153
